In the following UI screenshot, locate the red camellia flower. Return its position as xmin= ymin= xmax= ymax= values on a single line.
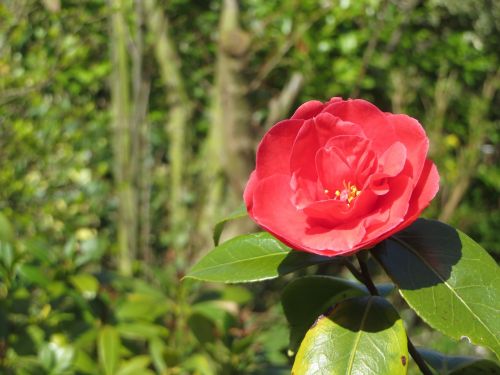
xmin=244 ymin=98 xmax=440 ymax=256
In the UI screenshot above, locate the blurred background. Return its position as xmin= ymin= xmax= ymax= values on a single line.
xmin=1 ymin=0 xmax=499 ymax=374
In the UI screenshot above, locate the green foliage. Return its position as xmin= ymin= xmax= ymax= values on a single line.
xmin=213 ymin=204 xmax=248 ymax=246
xmin=417 ymin=348 xmax=500 ymax=374
xmin=374 ymin=219 xmax=500 ymax=357
xmin=292 ymin=296 xmax=409 ymax=375
xmin=185 ymin=217 xmax=499 ymax=372
xmin=281 ymin=276 xmax=367 ymax=353
xmin=186 ymin=232 xmax=333 ymax=283
xmin=0 ymin=232 xmax=287 ymax=374
xmin=98 ymin=326 xmax=121 ymax=375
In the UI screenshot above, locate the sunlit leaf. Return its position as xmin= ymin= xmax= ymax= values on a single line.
xmin=185 ymin=232 xmax=333 ymax=283
xmin=149 ymin=338 xmax=167 ymax=373
xmin=373 ymin=219 xmax=500 ymax=357
xmin=70 ymin=274 xmax=99 ymax=299
xmin=282 ymin=276 xmax=367 ymax=353
xmin=292 ymin=296 xmax=408 ymax=375
xmin=98 ymin=326 xmax=121 ymax=375
xmin=213 ymin=204 xmax=248 ymax=245
xmin=116 ymin=356 xmax=152 ymax=375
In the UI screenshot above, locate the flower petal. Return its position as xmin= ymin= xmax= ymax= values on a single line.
xmin=366 ymin=142 xmax=407 ymax=195
xmin=323 ymin=99 xmax=397 ymax=154
xmin=250 ymin=174 xmax=313 ymax=250
xmin=315 ymin=146 xmax=352 ymax=193
xmin=358 ymin=175 xmax=414 ymax=248
xmin=387 ymin=114 xmax=429 ymax=183
xmin=243 ymin=170 xmax=258 ymax=214
xmin=255 ymin=119 xmax=304 ymax=179
xmin=251 ymin=174 xmax=367 ymax=255
xmin=291 ymin=100 xmax=325 ymax=120
xmin=378 ymin=142 xmax=407 ymax=177
xmin=290 ymin=113 xmax=364 ymax=207
xmin=402 ymin=160 xmax=440 ymax=223
xmin=360 ymin=160 xmax=439 ymax=245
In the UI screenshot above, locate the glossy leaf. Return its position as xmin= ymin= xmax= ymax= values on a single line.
xmin=98 ymin=326 xmax=121 ymax=375
xmin=213 ymin=204 xmax=247 ymax=245
xmin=185 ymin=232 xmax=333 ymax=283
xmin=373 ymin=219 xmax=500 ymax=357
xmin=282 ymin=276 xmax=368 ymax=353
xmin=292 ymin=296 xmax=408 ymax=375
xmin=417 ymin=348 xmax=500 ymax=374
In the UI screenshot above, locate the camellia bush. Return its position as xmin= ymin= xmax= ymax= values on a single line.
xmin=186 ymin=98 xmax=500 ymax=374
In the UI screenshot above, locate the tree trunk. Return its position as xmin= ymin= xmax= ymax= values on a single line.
xmin=199 ymin=0 xmax=253 ymax=244
xmin=109 ymin=0 xmax=136 ymax=275
xmin=144 ymin=0 xmax=192 ymax=255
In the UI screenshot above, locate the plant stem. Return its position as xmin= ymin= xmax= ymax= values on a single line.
xmin=342 ymin=259 xmax=365 ymax=284
xmin=351 ymin=253 xmax=433 ymax=375
xmin=407 ymin=336 xmax=433 ymax=375
xmin=355 ymin=254 xmax=379 ymax=296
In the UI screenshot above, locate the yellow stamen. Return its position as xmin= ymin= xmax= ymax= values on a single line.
xmin=333 ymin=181 xmax=361 ymax=206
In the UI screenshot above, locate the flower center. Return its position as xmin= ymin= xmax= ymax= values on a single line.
xmin=324 ymin=181 xmax=361 ymax=206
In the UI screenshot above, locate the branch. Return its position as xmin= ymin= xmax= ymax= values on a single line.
xmin=249 ymin=3 xmax=332 ymax=92
xmin=264 ymin=72 xmax=304 ymax=129
xmin=439 ymin=68 xmax=500 ymax=222
xmin=144 ymin=0 xmax=192 ymax=251
xmin=351 ymin=0 xmax=391 ymax=98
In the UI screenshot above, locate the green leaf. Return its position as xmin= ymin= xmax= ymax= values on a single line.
xmin=417 ymin=348 xmax=500 ymax=374
xmin=116 ymin=322 xmax=169 ymax=340
xmin=182 ymin=354 xmax=218 ymax=375
xmin=70 ymin=273 xmax=99 ymax=299
xmin=18 ymin=264 xmax=51 ymax=287
xmin=116 ymin=293 xmax=169 ymax=322
xmin=282 ymin=276 xmax=368 ymax=353
xmin=0 ymin=212 xmax=13 ymax=243
xmin=73 ymin=349 xmax=97 ymax=374
xmin=0 ymin=241 xmax=14 ymax=270
xmin=213 ymin=204 xmax=247 ymax=245
xmin=221 ymin=285 xmax=252 ymax=304
xmin=185 ymin=232 xmax=333 ymax=283
xmin=116 ymin=356 xmax=152 ymax=375
xmin=98 ymin=326 xmax=121 ymax=375
xmin=373 ymin=219 xmax=500 ymax=357
xmin=187 ymin=313 xmax=217 ymax=345
xmin=149 ymin=338 xmax=167 ymax=373
xmin=191 ymin=301 xmax=237 ymax=332
xmin=292 ymin=296 xmax=408 ymax=375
